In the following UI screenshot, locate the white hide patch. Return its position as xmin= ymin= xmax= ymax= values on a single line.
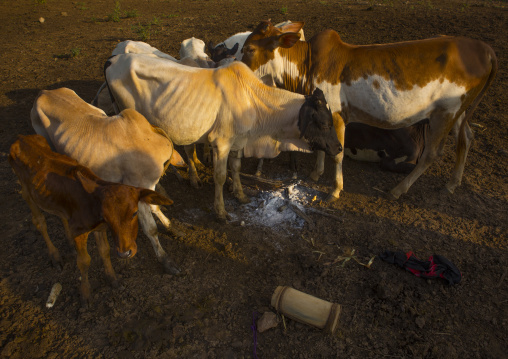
xmin=342 ymin=75 xmax=467 ymax=127
xmin=243 ymin=136 xmax=311 ymax=158
xmin=344 ymin=148 xmax=408 ymax=164
xmin=344 ymin=148 xmax=384 ymax=162
xmin=311 ymin=80 xmax=343 ymax=113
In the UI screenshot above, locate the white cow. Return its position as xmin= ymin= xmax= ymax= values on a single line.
xmin=31 ymin=88 xmax=186 ymax=274
xmin=93 ymin=39 xmax=228 ymax=174
xmin=103 ymin=54 xmax=342 ymax=221
xmin=179 ymin=37 xmax=216 ymax=68
xmin=112 ymin=40 xmax=177 ymax=60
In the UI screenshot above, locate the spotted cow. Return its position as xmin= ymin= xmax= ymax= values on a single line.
xmin=241 ymin=20 xmax=497 ymax=199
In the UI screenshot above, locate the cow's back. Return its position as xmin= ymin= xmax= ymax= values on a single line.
xmin=106 ymin=53 xmax=224 ymax=145
xmin=9 ymin=135 xmax=94 ymax=217
xmin=32 ymin=88 xmax=173 ymax=185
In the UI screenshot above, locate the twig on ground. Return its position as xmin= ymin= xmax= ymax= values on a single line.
xmin=312 ymin=250 xmax=326 ymax=261
xmin=287 ymin=202 xmax=315 ymax=229
xmin=305 ymin=206 xmax=343 ymax=222
xmin=372 ymin=187 xmax=386 ymax=194
xmin=496 ymin=267 xmax=507 ymax=288
xmin=238 ymin=171 xmax=285 ymax=189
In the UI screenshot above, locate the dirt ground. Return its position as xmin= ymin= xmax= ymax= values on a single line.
xmin=0 ymin=0 xmax=506 ymax=358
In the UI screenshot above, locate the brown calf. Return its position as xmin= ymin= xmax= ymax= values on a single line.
xmin=9 ymin=135 xmax=173 ymax=306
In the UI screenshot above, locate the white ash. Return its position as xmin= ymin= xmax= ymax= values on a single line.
xmin=228 ymin=181 xmax=320 ymax=230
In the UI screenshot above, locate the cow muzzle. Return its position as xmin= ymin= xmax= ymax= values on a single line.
xmin=117 ymin=248 xmax=136 ymax=259
xmin=326 ymin=141 xmax=343 ymax=157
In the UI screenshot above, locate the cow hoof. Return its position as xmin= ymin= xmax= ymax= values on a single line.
xmin=216 ymin=212 xmax=232 ymax=224
xmin=325 ymin=194 xmax=339 ymax=203
xmin=80 ymin=295 xmax=91 ymax=309
xmin=162 ymin=260 xmax=181 ymax=275
xmin=169 ymin=226 xmax=186 ymax=238
xmin=110 ymin=279 xmax=120 ymax=289
xmin=444 ymin=183 xmax=456 ymax=194
xmin=190 ymin=179 xmax=203 ymax=189
xmin=291 ymin=172 xmax=298 ymax=180
xmin=254 ymin=170 xmax=262 ymax=177
xmin=388 ymin=190 xmax=401 ymax=200
xmin=52 ymin=258 xmax=63 ymax=272
xmin=237 ymin=194 xmax=250 ymax=204
xmin=309 ymin=171 xmax=321 ymax=182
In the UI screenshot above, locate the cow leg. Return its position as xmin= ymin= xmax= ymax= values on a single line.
xmin=255 ymin=159 xmax=264 ymax=177
xmin=138 ymin=201 xmax=181 ymax=274
xmin=151 ymin=184 xmax=185 ymax=238
xmin=326 ymin=113 xmax=346 ymax=202
xmin=21 ymin=187 xmax=62 ymax=269
xmin=289 ymin=152 xmax=298 ymax=179
xmin=229 ymin=150 xmax=249 ymax=204
xmin=150 ymin=204 xmax=186 ymax=238
xmin=309 ymin=151 xmax=325 ymax=182
xmin=93 ymin=231 xmax=118 ymax=288
xmin=446 ymin=114 xmax=473 ymax=193
xmin=391 ymin=111 xmax=455 ymax=199
xmin=213 ymin=141 xmax=232 ymax=222
xmin=184 ymin=145 xmax=202 ymax=189
xmin=61 ymin=218 xmax=76 ymax=250
xmin=192 ymin=144 xmax=205 ymax=170
xmin=74 ymin=232 xmax=92 ymax=307
xmin=203 ymin=142 xmax=212 ymax=165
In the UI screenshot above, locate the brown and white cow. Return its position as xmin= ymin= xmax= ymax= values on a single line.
xmin=9 ymin=135 xmax=173 ymax=306
xmin=241 ymin=20 xmax=497 ymax=199
xmin=31 ymin=88 xmax=185 ymax=274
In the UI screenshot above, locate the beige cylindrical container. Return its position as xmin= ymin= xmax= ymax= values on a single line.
xmin=271 ymin=286 xmax=341 ymax=334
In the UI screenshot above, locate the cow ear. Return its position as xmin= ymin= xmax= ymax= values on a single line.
xmin=279 ymin=21 xmax=305 ymax=34
xmin=76 ymin=170 xmax=99 ymax=194
xmin=278 ymin=33 xmax=301 ymax=48
xmin=139 ymin=188 xmax=174 ymax=206
xmin=311 ymin=88 xmax=326 ymax=107
xmin=170 ymin=149 xmax=187 ymax=168
xmin=207 ymin=40 xmax=216 ymax=54
xmin=259 ymin=21 xmax=271 ymax=34
xmin=229 ymin=43 xmax=239 ymax=55
xmin=298 ymin=104 xmax=315 ymax=138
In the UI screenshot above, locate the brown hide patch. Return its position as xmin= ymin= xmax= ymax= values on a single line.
xmin=313 ymin=34 xmax=490 ymax=91
xmin=243 ymin=21 xmax=312 ymax=94
xmin=278 ymin=41 xmax=313 ymax=94
xmin=372 ymin=80 xmax=380 ymax=89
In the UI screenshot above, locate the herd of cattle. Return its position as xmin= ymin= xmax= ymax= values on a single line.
xmin=8 ymin=20 xmax=497 ymax=305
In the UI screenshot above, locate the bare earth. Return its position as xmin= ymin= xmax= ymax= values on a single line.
xmin=0 ymin=1 xmax=506 ymax=358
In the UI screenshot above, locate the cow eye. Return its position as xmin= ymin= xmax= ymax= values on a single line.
xmin=132 ymin=211 xmax=138 ymax=218
xmin=243 ymin=46 xmax=255 ymax=54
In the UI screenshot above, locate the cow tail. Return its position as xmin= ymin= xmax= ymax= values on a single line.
xmin=460 ymin=46 xmax=498 ymax=131
xmin=91 ymin=82 xmax=107 ymax=107
xmin=103 ymin=55 xmax=120 ymax=114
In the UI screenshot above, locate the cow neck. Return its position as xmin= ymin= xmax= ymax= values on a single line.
xmin=249 ymin=82 xmax=303 ymax=138
xmin=276 ymin=40 xmax=313 ymax=95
